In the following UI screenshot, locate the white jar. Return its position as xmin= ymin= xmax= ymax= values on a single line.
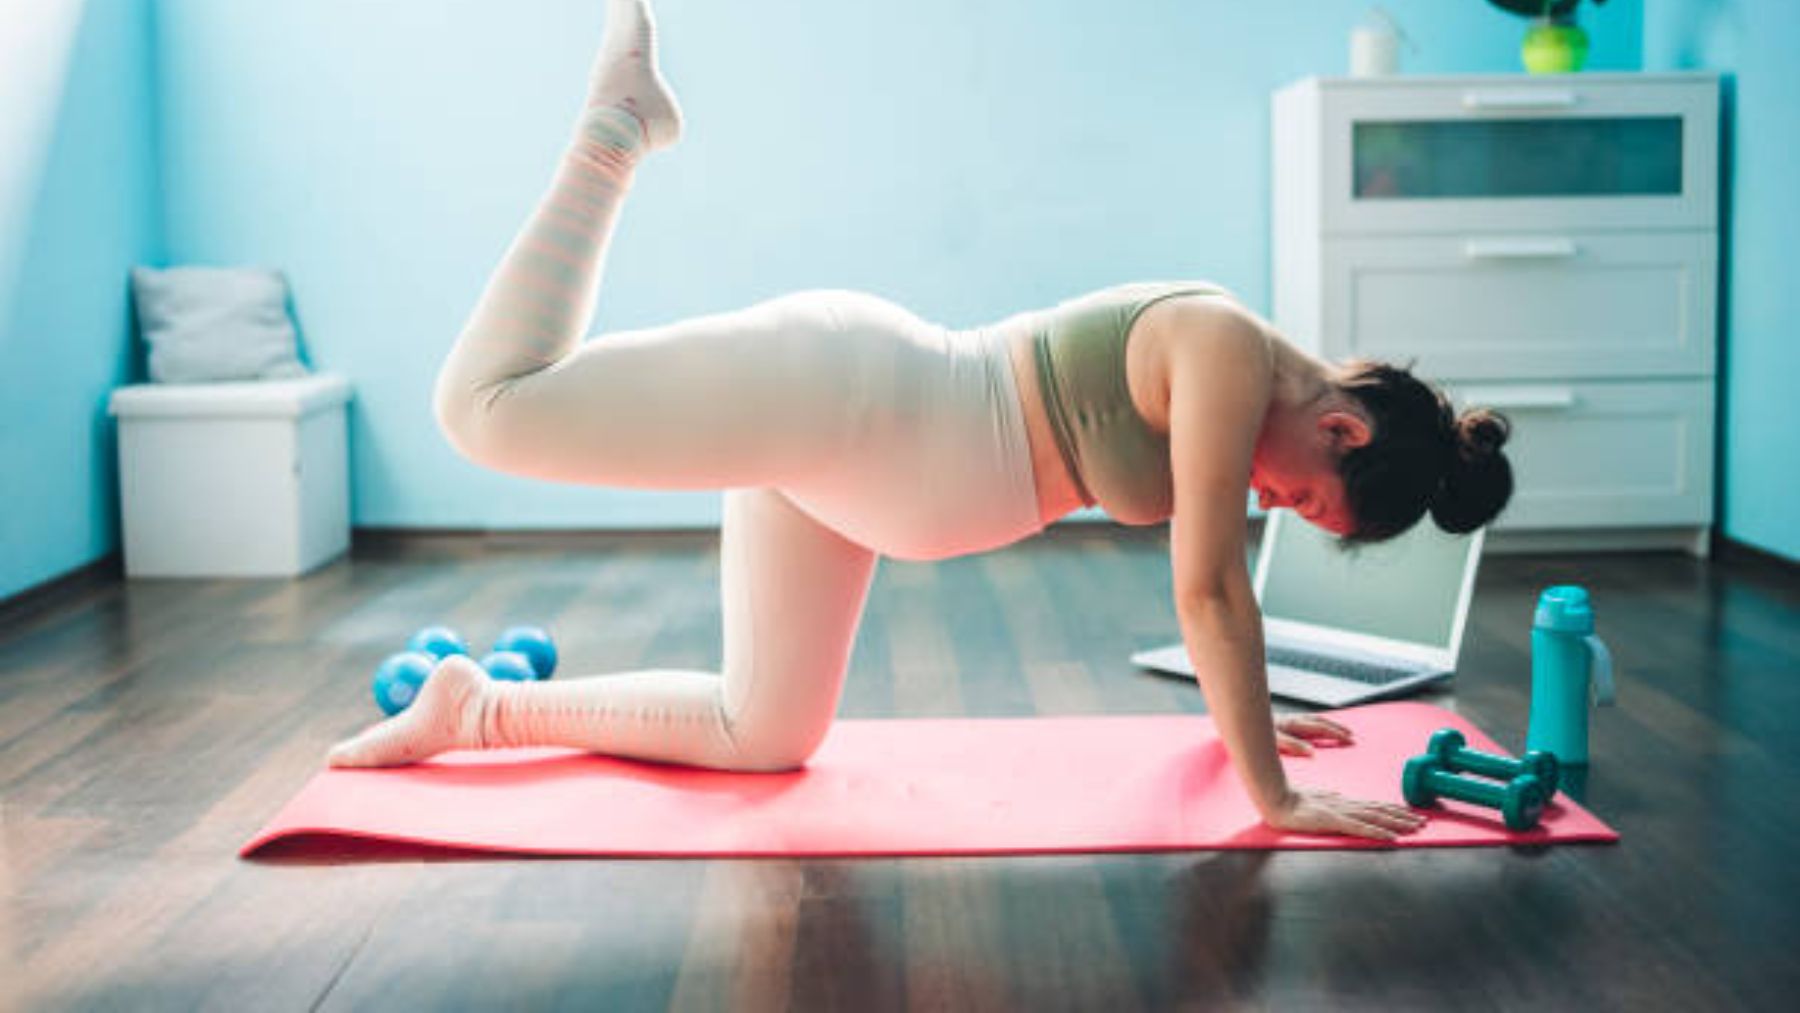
xmin=1349 ymin=9 xmax=1406 ymax=77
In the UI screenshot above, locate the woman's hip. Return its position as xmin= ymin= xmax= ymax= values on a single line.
xmin=780 ymin=300 xmax=1044 ymax=561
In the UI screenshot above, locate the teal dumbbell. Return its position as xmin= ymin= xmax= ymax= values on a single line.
xmin=1402 ymin=756 xmax=1548 ymax=831
xmin=1425 ymin=728 xmax=1560 ymax=797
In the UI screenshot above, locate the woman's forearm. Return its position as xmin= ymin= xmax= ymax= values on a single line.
xmin=1176 ymin=588 xmax=1291 ymax=817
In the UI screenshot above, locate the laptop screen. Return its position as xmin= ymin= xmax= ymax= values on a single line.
xmin=1255 ymin=511 xmax=1477 ymax=651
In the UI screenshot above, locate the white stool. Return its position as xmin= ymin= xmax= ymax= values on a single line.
xmin=109 ymin=374 xmax=353 ymax=578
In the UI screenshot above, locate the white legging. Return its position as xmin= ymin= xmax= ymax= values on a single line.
xmin=428 ymin=108 xmax=1043 ymax=771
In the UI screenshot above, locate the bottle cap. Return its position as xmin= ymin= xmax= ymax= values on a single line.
xmin=1534 ymin=585 xmax=1595 ymax=634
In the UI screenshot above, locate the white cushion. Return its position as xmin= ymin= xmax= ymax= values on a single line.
xmin=131 ymin=265 xmax=309 ymax=383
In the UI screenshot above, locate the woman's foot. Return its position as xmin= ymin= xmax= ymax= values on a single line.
xmin=581 ymin=0 xmax=683 ymax=152
xmin=327 ymin=655 xmax=491 ymax=767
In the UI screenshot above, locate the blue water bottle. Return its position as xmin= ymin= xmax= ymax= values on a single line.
xmin=1527 ymin=585 xmax=1617 ymax=765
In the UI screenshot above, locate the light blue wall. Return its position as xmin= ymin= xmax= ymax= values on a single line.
xmin=0 ymin=0 xmax=163 ymax=603
xmin=3 ymin=0 xmax=1664 ymax=601
xmin=1644 ymin=0 xmax=1800 ymax=563
xmin=149 ymin=0 xmax=1640 ymax=531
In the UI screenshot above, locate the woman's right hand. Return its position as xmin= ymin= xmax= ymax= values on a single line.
xmin=1264 ymin=787 xmax=1428 ymax=842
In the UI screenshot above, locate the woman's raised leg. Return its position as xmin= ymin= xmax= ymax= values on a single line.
xmin=433 ymin=0 xmax=688 ymax=475
xmin=328 ymin=487 xmax=878 ymax=771
xmin=434 ymin=0 xmax=873 ymax=493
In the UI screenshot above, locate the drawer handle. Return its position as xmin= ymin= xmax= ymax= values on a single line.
xmin=1461 ymin=89 xmax=1579 ymax=111
xmin=1463 ymin=237 xmax=1579 ymax=260
xmin=1458 ymin=386 xmax=1579 ymax=411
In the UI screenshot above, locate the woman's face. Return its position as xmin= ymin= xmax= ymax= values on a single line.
xmin=1250 ymin=406 xmax=1372 ymax=536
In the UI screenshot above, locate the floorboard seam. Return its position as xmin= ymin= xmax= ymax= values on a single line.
xmin=309 ymin=910 xmax=380 ymax=1011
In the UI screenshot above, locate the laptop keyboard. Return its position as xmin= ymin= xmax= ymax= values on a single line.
xmin=1265 ymin=645 xmax=1421 ymax=686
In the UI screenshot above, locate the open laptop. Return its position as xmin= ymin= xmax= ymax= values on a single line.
xmin=1131 ymin=508 xmax=1486 ymax=707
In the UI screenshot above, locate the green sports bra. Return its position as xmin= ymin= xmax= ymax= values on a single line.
xmin=1031 ymin=281 xmax=1226 ymax=525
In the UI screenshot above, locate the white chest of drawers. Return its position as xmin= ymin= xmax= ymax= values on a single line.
xmin=1272 ymin=73 xmax=1720 ymax=555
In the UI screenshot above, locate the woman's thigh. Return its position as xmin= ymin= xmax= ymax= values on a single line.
xmin=717 ymin=486 xmax=878 ymax=766
xmin=457 ymin=290 xmax=905 ymax=490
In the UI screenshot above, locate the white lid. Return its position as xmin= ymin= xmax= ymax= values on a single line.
xmin=109 ymin=373 xmax=353 ymax=419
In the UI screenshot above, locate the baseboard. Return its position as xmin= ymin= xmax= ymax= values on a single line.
xmin=350 ymin=521 xmax=1173 ymax=560
xmin=1483 ymin=526 xmax=1710 ymax=556
xmin=351 ymin=526 xmax=719 ymax=560
xmin=0 ymin=552 xmax=123 ymax=635
xmin=1713 ymin=535 xmax=1800 ymax=584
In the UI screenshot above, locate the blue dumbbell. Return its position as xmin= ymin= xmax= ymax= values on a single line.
xmin=479 ymin=650 xmax=538 ymax=682
xmin=492 ymin=625 xmax=557 ymax=680
xmin=405 ymin=625 xmax=469 ymax=660
xmin=371 ymin=651 xmax=436 ymax=716
xmin=371 ymin=626 xmax=467 ymax=715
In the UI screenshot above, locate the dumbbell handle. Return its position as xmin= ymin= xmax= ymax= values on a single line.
xmin=1451 ymin=750 xmax=1528 ymax=781
xmin=1423 ymin=766 xmax=1511 ymax=809
xmin=1445 ymin=746 xmax=1559 ymax=795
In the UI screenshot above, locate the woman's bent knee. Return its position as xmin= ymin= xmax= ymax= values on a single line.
xmin=432 ymin=366 xmax=527 ymax=471
xmin=725 ymin=722 xmax=827 ymax=773
xmin=433 ymin=381 xmax=479 ymax=461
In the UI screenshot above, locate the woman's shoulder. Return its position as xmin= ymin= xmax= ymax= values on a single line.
xmin=1104 ymin=279 xmax=1238 ymax=305
xmin=1123 ymin=285 xmax=1273 ymax=430
xmin=1134 ymin=284 xmax=1264 ymax=342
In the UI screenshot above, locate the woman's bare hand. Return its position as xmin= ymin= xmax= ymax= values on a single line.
xmin=1265 ymin=787 xmax=1428 ymax=842
xmin=1274 ymin=713 xmax=1355 ymax=756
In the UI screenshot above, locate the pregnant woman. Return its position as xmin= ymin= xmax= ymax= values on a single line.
xmin=329 ymin=0 xmax=1513 ymax=843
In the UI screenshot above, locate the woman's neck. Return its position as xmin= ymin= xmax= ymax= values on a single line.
xmin=1268 ymin=336 xmax=1334 ymax=415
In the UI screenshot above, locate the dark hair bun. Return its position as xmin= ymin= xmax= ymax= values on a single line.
xmin=1429 ymin=408 xmax=1514 ymax=534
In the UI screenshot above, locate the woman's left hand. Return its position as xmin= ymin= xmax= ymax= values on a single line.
xmin=1275 ymin=714 xmax=1356 ymax=756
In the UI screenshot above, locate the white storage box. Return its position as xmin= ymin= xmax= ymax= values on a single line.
xmin=108 ymin=374 xmax=353 ymax=578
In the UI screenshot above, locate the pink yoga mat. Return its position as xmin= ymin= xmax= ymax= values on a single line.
xmin=243 ymin=701 xmax=1618 ymax=858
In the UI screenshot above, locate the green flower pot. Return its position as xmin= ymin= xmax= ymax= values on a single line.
xmin=1522 ymin=18 xmax=1590 ymax=74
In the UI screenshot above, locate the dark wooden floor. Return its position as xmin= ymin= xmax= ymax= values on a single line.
xmin=3 ymin=525 xmax=1797 ymax=1011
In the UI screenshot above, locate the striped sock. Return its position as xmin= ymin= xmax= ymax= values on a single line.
xmin=583 ymin=0 xmax=682 ymax=151
xmin=327 ymin=656 xmax=491 ymax=767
